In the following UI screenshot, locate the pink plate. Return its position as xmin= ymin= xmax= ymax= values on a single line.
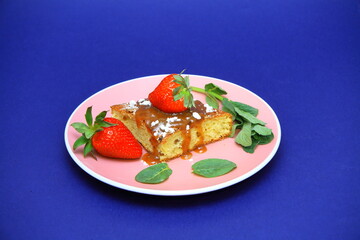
xmin=64 ymin=75 xmax=281 ymax=196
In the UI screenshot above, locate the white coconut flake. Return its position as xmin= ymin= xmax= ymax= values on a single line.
xmin=192 ymin=112 xmax=201 ymax=120
xmin=150 ymin=120 xmax=159 ymax=127
xmin=125 ymin=100 xmax=138 ymax=109
xmin=138 ymin=99 xmax=151 ymax=106
xmin=167 ymin=117 xmax=180 ymax=123
xmin=204 ymin=103 xmax=216 ymax=113
xmin=153 ymin=121 xmax=176 ymax=139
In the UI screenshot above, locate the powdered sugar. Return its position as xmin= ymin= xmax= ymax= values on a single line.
xmin=152 ymin=117 xmax=182 ymax=139
xmin=204 ymin=103 xmax=216 ymax=113
xmin=138 ymin=99 xmax=151 ymax=106
xmin=124 ymin=100 xmax=138 ymax=110
xmin=192 ymin=112 xmax=201 ymax=120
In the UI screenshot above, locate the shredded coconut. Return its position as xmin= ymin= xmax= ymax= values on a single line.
xmin=167 ymin=117 xmax=181 ymax=123
xmin=204 ymin=103 xmax=216 ymax=113
xmin=152 ymin=118 xmax=178 ymax=139
xmin=124 ymin=100 xmax=138 ymax=109
xmin=150 ymin=120 xmax=159 ymax=127
xmin=192 ymin=112 xmax=201 ymax=120
xmin=138 ymin=99 xmax=151 ymax=106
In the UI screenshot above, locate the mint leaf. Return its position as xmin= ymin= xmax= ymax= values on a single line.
xmin=205 ymin=83 xmax=227 ymax=96
xmin=253 ymin=125 xmax=272 ymax=136
xmin=221 ymin=98 xmax=236 ymax=117
xmin=235 ymin=121 xmax=252 ymax=147
xmin=234 ymin=107 xmax=266 ymax=125
xmin=254 ymin=133 xmax=274 ymax=145
xmin=231 ymin=101 xmax=258 ymax=116
xmin=135 ymin=163 xmax=173 ymax=184
xmin=242 ymin=139 xmax=259 ymax=153
xmin=192 ymin=159 xmax=237 ymax=178
xmin=205 ymin=94 xmax=219 ymax=109
xmin=230 ymin=123 xmax=243 ymax=137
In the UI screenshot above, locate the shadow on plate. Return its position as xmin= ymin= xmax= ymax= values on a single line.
xmin=64 ymin=146 xmax=283 ymax=208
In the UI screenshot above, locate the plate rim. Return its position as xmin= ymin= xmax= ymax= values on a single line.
xmin=64 ymin=74 xmax=281 ymax=196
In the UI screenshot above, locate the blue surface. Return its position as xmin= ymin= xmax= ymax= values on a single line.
xmin=1 ymin=0 xmax=359 ymax=239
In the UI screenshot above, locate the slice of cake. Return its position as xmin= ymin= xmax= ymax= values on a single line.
xmin=111 ymin=99 xmax=233 ymax=163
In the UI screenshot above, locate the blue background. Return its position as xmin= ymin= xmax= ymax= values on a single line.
xmin=1 ymin=0 xmax=359 ymax=239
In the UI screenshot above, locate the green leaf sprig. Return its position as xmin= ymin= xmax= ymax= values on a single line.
xmin=71 ymin=106 xmax=117 ymax=159
xmin=135 ymin=163 xmax=173 ymax=184
xmin=135 ymin=159 xmax=237 ymax=184
xmin=192 ymin=159 xmax=237 ymax=178
xmin=172 ymin=71 xmax=274 ymax=153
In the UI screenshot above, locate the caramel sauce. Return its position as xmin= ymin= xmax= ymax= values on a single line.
xmin=180 ymin=152 xmax=193 ymax=160
xmin=194 ymin=145 xmax=207 ymax=154
xmin=141 ymin=153 xmax=161 ymax=165
xmin=134 ymin=100 xmax=215 ymax=163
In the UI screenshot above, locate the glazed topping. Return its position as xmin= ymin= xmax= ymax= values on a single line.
xmin=119 ymin=98 xmax=221 ymax=164
xmin=123 ymin=99 xmax=219 ymax=141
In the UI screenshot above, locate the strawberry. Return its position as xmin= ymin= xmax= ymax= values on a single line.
xmin=71 ymin=107 xmax=142 ymax=159
xmin=148 ymin=72 xmax=195 ymax=113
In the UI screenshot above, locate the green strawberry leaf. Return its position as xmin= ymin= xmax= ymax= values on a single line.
xmin=173 ymin=74 xmax=184 ymax=83
xmin=85 ymin=106 xmax=93 ymax=126
xmin=97 ymin=121 xmax=117 ymax=128
xmin=173 ymin=86 xmax=181 ymax=96
xmin=71 ymin=122 xmax=90 ymax=134
xmin=83 ymin=141 xmax=94 ymax=157
xmin=73 ymin=135 xmax=89 ymax=150
xmin=184 ymin=75 xmax=190 ymax=86
xmin=95 ymin=110 xmax=107 ymax=123
xmin=173 ymin=91 xmax=184 ymax=101
xmin=70 ymin=106 xmax=116 ymax=159
xmin=172 ymin=71 xmax=195 ymax=108
xmin=84 ymin=128 xmax=95 ymax=139
xmin=183 ymin=91 xmax=194 ymax=108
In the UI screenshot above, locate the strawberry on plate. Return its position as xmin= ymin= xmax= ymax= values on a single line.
xmin=148 ymin=71 xmax=195 ymax=113
xmin=71 ymin=107 xmax=142 ymax=159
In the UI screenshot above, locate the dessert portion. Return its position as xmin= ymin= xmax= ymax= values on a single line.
xmin=111 ymin=98 xmax=233 ymax=163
